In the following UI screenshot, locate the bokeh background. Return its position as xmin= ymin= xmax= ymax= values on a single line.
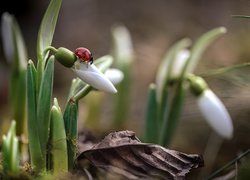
xmin=1 ymin=0 xmax=250 ymax=178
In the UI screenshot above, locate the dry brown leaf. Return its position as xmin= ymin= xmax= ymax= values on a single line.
xmin=76 ymin=131 xmax=204 ymax=180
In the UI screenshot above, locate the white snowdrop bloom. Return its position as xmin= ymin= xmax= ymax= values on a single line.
xmin=112 ymin=25 xmax=134 ymax=64
xmin=104 ymin=68 xmax=124 ymax=85
xmin=170 ymin=49 xmax=190 ymax=79
xmin=156 ymin=49 xmax=190 ymax=102
xmin=1 ymin=13 xmax=27 ymax=69
xmin=71 ymin=60 xmax=117 ymax=93
xmin=197 ymin=89 xmax=233 ymax=139
xmin=1 ymin=13 xmax=14 ymax=62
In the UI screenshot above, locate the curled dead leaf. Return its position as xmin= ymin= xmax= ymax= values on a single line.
xmin=76 ymin=131 xmax=204 ymax=179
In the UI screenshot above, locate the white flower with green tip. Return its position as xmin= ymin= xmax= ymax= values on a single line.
xmin=170 ymin=49 xmax=190 ymax=79
xmin=71 ymin=60 xmax=117 ymax=93
xmin=190 ymin=75 xmax=233 ymax=139
xmin=197 ymin=89 xmax=233 ymax=139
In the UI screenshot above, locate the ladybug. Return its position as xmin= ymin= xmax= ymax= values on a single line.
xmin=74 ymin=47 xmax=93 ymax=64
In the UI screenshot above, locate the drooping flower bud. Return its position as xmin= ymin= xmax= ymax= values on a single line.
xmin=197 ymin=89 xmax=233 ymax=139
xmin=71 ymin=60 xmax=117 ymax=93
xmin=189 ymin=75 xmax=233 ymax=139
xmin=170 ymin=49 xmax=190 ymax=80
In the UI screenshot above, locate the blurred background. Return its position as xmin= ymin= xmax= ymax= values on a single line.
xmin=1 ymin=0 xmax=250 ymax=178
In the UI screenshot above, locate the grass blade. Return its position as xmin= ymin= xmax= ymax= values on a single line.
xmin=50 ymin=98 xmax=68 ymax=174
xmin=184 ymin=27 xmax=226 ymax=75
xmin=1 ymin=13 xmax=27 ymax=136
xmin=63 ymin=100 xmax=78 ymax=170
xmin=11 ymin=137 xmax=19 ymax=175
xmin=2 ymin=121 xmax=20 ymax=177
xmin=10 ymin=69 xmax=26 ymax=136
xmin=37 ymin=56 xmax=54 ymax=161
xmin=36 ymin=0 xmax=62 ymax=93
xmin=159 ymin=83 xmax=186 ymax=146
xmin=112 ymin=64 xmax=132 ymax=129
xmin=2 ymin=135 xmax=10 ymax=175
xmin=37 ymin=0 xmax=62 ymax=62
xmin=144 ymin=84 xmax=158 ymax=143
xmin=27 ymin=60 xmax=44 ymax=171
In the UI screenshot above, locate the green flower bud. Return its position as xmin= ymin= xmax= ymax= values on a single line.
xmin=55 ymin=47 xmax=77 ymax=68
xmin=188 ymin=75 xmax=208 ymax=96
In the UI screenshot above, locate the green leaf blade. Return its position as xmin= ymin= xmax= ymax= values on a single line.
xmin=1 ymin=13 xmax=28 ymax=136
xmin=144 ymin=84 xmax=158 ymax=143
xmin=37 ymin=0 xmax=62 ymax=62
xmin=10 ymin=69 xmax=26 ymax=136
xmin=37 ymin=56 xmax=54 ymax=159
xmin=27 ymin=60 xmax=45 ymax=171
xmin=50 ymin=100 xmax=68 ymax=174
xmin=2 ymin=136 xmax=10 ymax=175
xmin=36 ymin=0 xmax=62 ymax=94
xmin=2 ymin=121 xmax=20 ymax=177
xmin=184 ymin=27 xmax=226 ymax=75
xmin=160 ymin=83 xmax=186 ymax=146
xmin=63 ymin=100 xmax=78 ymax=170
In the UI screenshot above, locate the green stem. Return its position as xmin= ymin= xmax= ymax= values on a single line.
xmin=72 ymin=85 xmax=92 ymax=102
xmin=43 ymin=46 xmax=58 ymax=56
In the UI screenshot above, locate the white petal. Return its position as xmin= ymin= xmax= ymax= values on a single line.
xmin=197 ymin=89 xmax=233 ymax=139
xmin=104 ymin=69 xmax=124 ymax=85
xmin=72 ymin=61 xmax=117 ymax=93
xmin=170 ymin=49 xmax=190 ymax=79
xmin=112 ymin=25 xmax=133 ymax=64
xmin=1 ymin=13 xmax=14 ymax=62
xmin=156 ymin=49 xmax=190 ymax=103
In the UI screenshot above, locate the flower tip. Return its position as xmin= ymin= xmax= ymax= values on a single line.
xmin=198 ymin=89 xmax=234 ymax=139
xmin=219 ymin=27 xmax=227 ymax=33
xmin=72 ymin=62 xmax=118 ymax=94
xmin=113 ymin=88 xmax=118 ymax=94
xmin=28 ymin=59 xmax=33 ymax=65
xmin=102 ymin=82 xmax=117 ymax=93
xmin=221 ymin=125 xmax=233 ymax=139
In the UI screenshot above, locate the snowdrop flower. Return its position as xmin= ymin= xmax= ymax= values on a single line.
xmin=197 ymin=89 xmax=233 ymax=139
xmin=112 ymin=25 xmax=134 ymax=65
xmin=189 ymin=75 xmax=233 ymax=139
xmin=104 ymin=68 xmax=124 ymax=85
xmin=170 ymin=49 xmax=190 ymax=80
xmin=156 ymin=48 xmax=190 ymax=102
xmin=71 ymin=60 xmax=117 ymax=93
xmin=1 ymin=13 xmax=27 ymax=68
xmin=52 ymin=47 xmax=118 ymax=93
xmin=1 ymin=13 xmax=14 ymax=62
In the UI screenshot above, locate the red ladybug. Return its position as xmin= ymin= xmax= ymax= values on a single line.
xmin=74 ymin=47 xmax=93 ymax=64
